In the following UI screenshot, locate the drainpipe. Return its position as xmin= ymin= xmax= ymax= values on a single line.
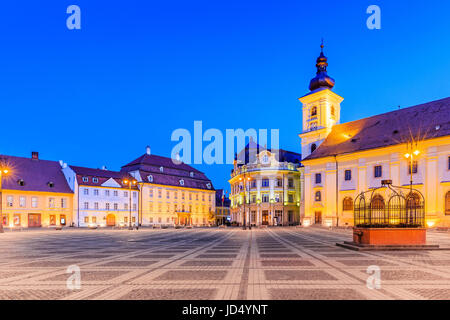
xmin=334 ymin=154 xmax=339 ymax=227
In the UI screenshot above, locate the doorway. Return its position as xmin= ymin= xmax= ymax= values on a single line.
xmin=106 ymin=214 xmax=116 ymax=226
xmin=314 ymin=211 xmax=322 ymax=224
xmin=262 ymin=211 xmax=269 ymax=225
xmin=28 ymin=214 xmax=41 ymax=227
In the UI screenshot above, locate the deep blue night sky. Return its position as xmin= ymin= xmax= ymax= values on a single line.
xmin=0 ymin=0 xmax=449 ymax=190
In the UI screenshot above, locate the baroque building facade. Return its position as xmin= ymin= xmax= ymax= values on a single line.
xmin=121 ymin=146 xmax=216 ymax=227
xmin=299 ymin=45 xmax=450 ymax=227
xmin=229 ymin=141 xmax=303 ymax=226
xmin=62 ymin=165 xmax=139 ymax=227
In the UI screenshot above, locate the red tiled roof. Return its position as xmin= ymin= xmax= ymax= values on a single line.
xmin=0 ymin=155 xmax=72 ymax=194
xmin=303 ymin=97 xmax=450 ymax=161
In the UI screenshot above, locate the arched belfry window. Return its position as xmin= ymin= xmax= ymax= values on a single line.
xmin=311 ymin=106 xmax=317 ymax=117
xmin=445 ymin=191 xmax=450 ymax=216
xmin=311 ymin=143 xmax=317 ymax=153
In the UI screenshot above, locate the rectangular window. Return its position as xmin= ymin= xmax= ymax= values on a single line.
xmin=94 ymin=189 xmax=99 ymax=196
xmin=262 ymin=194 xmax=269 ymax=203
xmin=408 ymin=160 xmax=418 ymax=174
xmin=174 ymin=192 xmax=177 ymax=199
xmin=124 ymin=191 xmax=128 ymax=197
xmin=105 ymin=190 xmax=110 ymax=196
xmin=374 ymin=165 xmax=382 ymax=178
xmin=114 ymin=190 xmax=118 ymax=197
xmin=84 ymin=216 xmax=89 ymax=223
xmin=252 ymin=195 xmax=256 ymax=203
xmin=32 ymin=197 xmax=38 ymax=208
xmin=114 ymin=203 xmax=118 ymax=210
xmin=166 ymin=191 xmax=170 ymax=199
xmin=94 ymin=202 xmax=99 ymax=210
xmin=344 ymin=170 xmax=352 ymax=181
xmin=61 ymin=198 xmax=67 ymax=209
xmin=19 ymin=196 xmax=26 ymax=208
xmin=13 ymin=214 xmax=20 ymax=226
xmin=158 ymin=190 xmax=162 ymax=198
xmin=315 ymin=173 xmax=322 ymax=184
xmin=92 ymin=216 xmax=97 ymax=223
xmin=288 ymin=194 xmax=294 ymax=203
xmin=124 ymin=203 xmax=128 ymax=210
xmin=448 ymin=156 xmax=450 ymax=170
xmin=133 ymin=192 xmax=137 ymax=198
xmin=50 ymin=215 xmax=56 ymax=225
xmin=105 ymin=203 xmax=110 ymax=210
xmin=133 ymin=204 xmax=137 ymax=211
xmin=6 ymin=196 xmax=13 ymax=207
xmin=288 ymin=178 xmax=294 ymax=188
xmin=83 ymin=188 xmax=89 ymax=195
xmin=48 ymin=198 xmax=55 ymax=208
xmin=251 ymin=180 xmax=257 ymax=188
xmin=84 ymin=202 xmax=89 ymax=210
xmin=196 ymin=194 xmax=199 ymax=201
xmin=149 ymin=189 xmax=153 ymax=197
xmin=262 ymin=179 xmax=269 ymax=187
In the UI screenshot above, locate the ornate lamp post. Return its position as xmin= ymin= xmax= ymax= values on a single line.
xmin=0 ymin=165 xmax=10 ymax=233
xmin=122 ymin=178 xmax=137 ymax=230
xmin=404 ymin=143 xmax=420 ymax=195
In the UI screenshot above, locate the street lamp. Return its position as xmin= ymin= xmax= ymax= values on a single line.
xmin=123 ymin=178 xmax=137 ymax=230
xmin=0 ymin=166 xmax=10 ymax=233
xmin=404 ymin=145 xmax=420 ymax=194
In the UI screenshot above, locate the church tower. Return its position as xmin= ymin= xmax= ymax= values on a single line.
xmin=299 ymin=43 xmax=344 ymax=159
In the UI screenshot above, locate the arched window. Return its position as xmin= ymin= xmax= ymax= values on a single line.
xmin=311 ymin=106 xmax=317 ymax=117
xmin=311 ymin=143 xmax=317 ymax=153
xmin=309 ymin=121 xmax=318 ymax=131
xmin=343 ymin=197 xmax=353 ymax=211
xmin=315 ymin=191 xmax=321 ymax=202
xmin=371 ymin=194 xmax=385 ymax=210
xmin=445 ymin=191 xmax=450 ymax=216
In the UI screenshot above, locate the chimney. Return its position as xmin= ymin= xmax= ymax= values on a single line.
xmin=146 ymin=146 xmax=151 ymax=155
xmin=102 ymin=165 xmax=107 ymax=170
xmin=31 ymin=151 xmax=39 ymax=160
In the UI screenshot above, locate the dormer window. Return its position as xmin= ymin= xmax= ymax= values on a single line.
xmin=148 ymin=175 xmax=153 ymax=182
xmin=206 ymin=183 xmax=211 ymax=189
xmin=92 ymin=177 xmax=99 ymax=183
xmin=17 ymin=179 xmax=25 ymax=186
xmin=262 ymin=155 xmax=269 ymax=164
xmin=48 ymin=181 xmax=54 ymax=188
xmin=160 ymin=166 xmax=164 ymax=173
xmin=311 ymin=106 xmax=317 ymax=117
xmin=190 ymin=172 xmax=194 ymax=177
xmin=82 ymin=177 xmax=88 ymax=182
xmin=179 ymin=179 xmax=185 ymax=186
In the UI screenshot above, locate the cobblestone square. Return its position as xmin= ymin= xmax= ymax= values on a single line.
xmin=0 ymin=227 xmax=449 ymax=300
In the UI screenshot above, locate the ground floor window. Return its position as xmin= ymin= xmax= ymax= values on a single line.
xmin=60 ymin=215 xmax=66 ymax=226
xmin=14 ymin=214 xmax=20 ymax=226
xmin=92 ymin=216 xmax=97 ymax=223
xmin=2 ymin=215 xmax=8 ymax=226
xmin=84 ymin=216 xmax=89 ymax=223
xmin=50 ymin=215 xmax=56 ymax=225
xmin=288 ymin=211 xmax=294 ymax=222
xmin=446 ymin=191 xmax=450 ymax=215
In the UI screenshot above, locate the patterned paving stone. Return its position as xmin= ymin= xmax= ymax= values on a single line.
xmin=181 ymin=260 xmax=233 ymax=267
xmin=154 ymin=270 xmax=228 ymax=281
xmin=0 ymin=289 xmax=74 ymax=300
xmin=119 ymin=288 xmax=217 ymax=300
xmin=378 ymin=270 xmax=446 ymax=281
xmin=261 ymin=260 xmax=314 ymax=267
xmin=264 ymin=270 xmax=337 ymax=281
xmin=406 ymin=288 xmax=450 ymax=300
xmin=98 ymin=260 xmax=158 ymax=267
xmin=196 ymin=254 xmax=237 ymax=259
xmin=269 ymin=288 xmax=366 ymax=300
xmin=42 ymin=271 xmax=126 ymax=281
xmin=336 ymin=259 xmax=398 ymax=266
xmin=132 ymin=254 xmax=175 ymax=259
xmin=260 ymin=253 xmax=301 ymax=258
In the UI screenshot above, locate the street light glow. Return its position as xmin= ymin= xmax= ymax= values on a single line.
xmin=413 ymin=150 xmax=420 ymax=156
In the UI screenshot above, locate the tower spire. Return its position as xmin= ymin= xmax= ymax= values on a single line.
xmin=309 ymin=40 xmax=335 ymax=91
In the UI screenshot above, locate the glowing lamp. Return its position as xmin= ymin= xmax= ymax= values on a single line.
xmin=123 ymin=180 xmax=129 ymax=184
xmin=426 ymin=221 xmax=435 ymax=228
xmin=413 ymin=150 xmax=420 ymax=156
xmin=3 ymin=169 xmax=8 ymax=174
xmin=404 ymin=153 xmax=410 ymax=159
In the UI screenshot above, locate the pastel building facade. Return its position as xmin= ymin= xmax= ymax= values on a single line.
xmin=0 ymin=152 xmax=73 ymax=228
xmin=62 ymin=165 xmax=139 ymax=227
xmin=215 ymin=189 xmax=231 ymax=225
xmin=121 ymin=147 xmax=216 ymax=226
xmin=229 ymin=142 xmax=303 ymax=226
xmin=299 ymin=46 xmax=450 ymax=227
